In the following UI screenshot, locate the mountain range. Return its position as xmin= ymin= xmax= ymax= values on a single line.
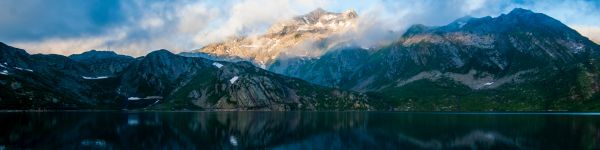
xmin=1 ymin=8 xmax=599 ymax=111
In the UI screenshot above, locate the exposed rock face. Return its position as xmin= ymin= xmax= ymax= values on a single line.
xmin=197 ymin=8 xmax=358 ymax=67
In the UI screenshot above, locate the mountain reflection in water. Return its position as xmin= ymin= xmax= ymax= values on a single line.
xmin=1 ymin=112 xmax=599 ymax=149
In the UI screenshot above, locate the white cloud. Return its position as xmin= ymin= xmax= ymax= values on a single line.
xmin=4 ymin=0 xmax=600 ymax=56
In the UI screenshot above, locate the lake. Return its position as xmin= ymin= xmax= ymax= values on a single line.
xmin=1 ymin=111 xmax=599 ymax=149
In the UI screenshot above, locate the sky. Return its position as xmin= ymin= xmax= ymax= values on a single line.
xmin=0 ymin=0 xmax=599 ymax=56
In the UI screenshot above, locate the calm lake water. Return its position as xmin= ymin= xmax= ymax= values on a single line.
xmin=0 ymin=112 xmax=599 ymax=150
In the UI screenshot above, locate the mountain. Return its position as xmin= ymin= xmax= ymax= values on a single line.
xmin=268 ymin=46 xmax=371 ymax=87
xmin=263 ymin=8 xmax=600 ymax=111
xmin=119 ymin=50 xmax=373 ymax=110
xmin=344 ymin=8 xmax=599 ymax=90
xmin=0 ymin=43 xmax=374 ymax=110
xmin=69 ymin=50 xmax=135 ymax=76
xmin=0 ymin=43 xmax=114 ymax=109
xmin=195 ymin=8 xmax=359 ymax=68
xmin=2 ymin=8 xmax=600 ymax=111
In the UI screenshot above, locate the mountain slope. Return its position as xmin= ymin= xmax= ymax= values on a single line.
xmin=340 ymin=8 xmax=600 ymax=110
xmin=342 ymin=8 xmax=598 ymax=90
xmin=0 ymin=43 xmax=373 ymax=110
xmin=258 ymin=8 xmax=600 ymax=111
xmin=0 ymin=43 xmax=118 ymax=109
xmin=118 ymin=50 xmax=373 ymax=110
xmin=268 ymin=46 xmax=371 ymax=87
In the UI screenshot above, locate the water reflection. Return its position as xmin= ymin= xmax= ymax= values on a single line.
xmin=0 ymin=112 xmax=599 ymax=149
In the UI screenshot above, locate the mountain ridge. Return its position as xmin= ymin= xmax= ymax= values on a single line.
xmin=0 ymin=43 xmax=375 ymax=110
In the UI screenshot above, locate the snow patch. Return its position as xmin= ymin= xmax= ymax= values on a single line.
xmin=483 ymin=82 xmax=494 ymax=86
xmin=153 ymin=99 xmax=161 ymax=105
xmin=82 ymin=76 xmax=109 ymax=80
xmin=229 ymin=76 xmax=239 ymax=84
xmin=0 ymin=70 xmax=8 ymax=75
xmin=0 ymin=63 xmax=6 ymax=68
xmin=296 ymin=27 xmax=312 ymax=31
xmin=322 ymin=14 xmax=337 ymax=20
xmin=127 ymin=97 xmax=141 ymax=100
xmin=127 ymin=96 xmax=163 ymax=101
xmin=212 ymin=62 xmax=223 ymax=68
xmin=14 ymin=67 xmax=33 ymax=72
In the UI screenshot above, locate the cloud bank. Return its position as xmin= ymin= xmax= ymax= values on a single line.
xmin=0 ymin=0 xmax=598 ymax=56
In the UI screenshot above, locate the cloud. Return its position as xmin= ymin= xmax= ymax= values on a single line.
xmin=4 ymin=0 xmax=331 ymax=56
xmin=0 ymin=0 xmax=126 ymax=42
xmin=1 ymin=0 xmax=599 ymax=56
xmin=192 ymin=0 xmax=329 ymax=46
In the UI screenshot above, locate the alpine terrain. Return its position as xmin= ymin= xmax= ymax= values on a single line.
xmin=194 ymin=8 xmax=600 ymax=111
xmin=1 ymin=8 xmax=599 ymax=111
xmin=0 ymin=43 xmax=372 ymax=110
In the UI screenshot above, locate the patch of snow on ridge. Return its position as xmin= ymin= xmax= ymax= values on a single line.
xmin=212 ymin=62 xmax=223 ymax=68
xmin=128 ymin=97 xmax=141 ymax=100
xmin=230 ymin=76 xmax=239 ymax=84
xmin=0 ymin=70 xmax=8 ymax=75
xmin=322 ymin=14 xmax=337 ymax=20
xmin=127 ymin=96 xmax=163 ymax=101
xmin=14 ymin=67 xmax=33 ymax=72
xmin=483 ymin=82 xmax=494 ymax=86
xmin=82 ymin=76 xmax=109 ymax=80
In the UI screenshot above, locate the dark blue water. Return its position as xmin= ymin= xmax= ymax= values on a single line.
xmin=1 ymin=112 xmax=599 ymax=149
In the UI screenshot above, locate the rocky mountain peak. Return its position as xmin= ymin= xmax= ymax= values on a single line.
xmin=198 ymin=8 xmax=359 ymax=67
xmin=343 ymin=9 xmax=358 ymax=18
xmin=507 ymin=8 xmax=535 ymax=16
xmin=69 ymin=50 xmax=131 ymax=61
xmin=146 ymin=49 xmax=173 ymax=57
